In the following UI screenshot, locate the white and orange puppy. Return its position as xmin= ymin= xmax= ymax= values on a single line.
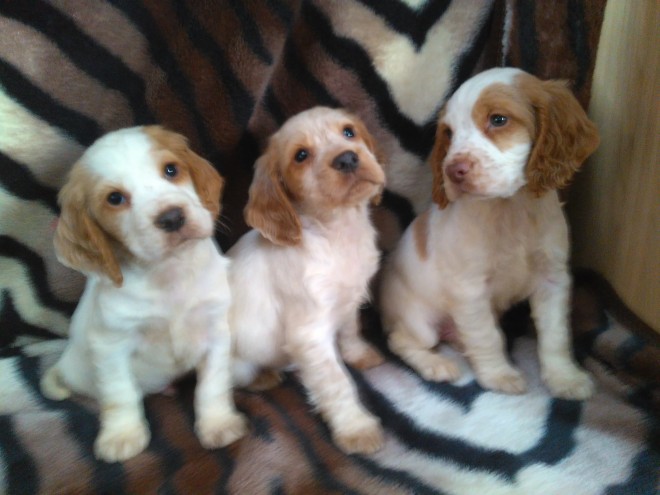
xmin=41 ymin=127 xmax=247 ymax=462
xmin=380 ymin=68 xmax=599 ymax=399
xmin=229 ymin=107 xmax=386 ymax=454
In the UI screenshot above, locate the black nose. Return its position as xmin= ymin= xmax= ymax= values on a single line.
xmin=332 ymin=151 xmax=359 ymax=173
xmin=155 ymin=207 xmax=185 ymax=232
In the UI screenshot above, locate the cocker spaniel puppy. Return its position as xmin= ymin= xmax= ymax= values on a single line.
xmin=380 ymin=68 xmax=599 ymax=399
xmin=40 ymin=126 xmax=247 ymax=462
xmin=229 ymin=107 xmax=386 ymax=454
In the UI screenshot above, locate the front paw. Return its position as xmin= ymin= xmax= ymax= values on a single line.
xmin=477 ymin=367 xmax=527 ymax=395
xmin=94 ymin=420 xmax=150 ymax=463
xmin=415 ymin=354 xmax=461 ymax=382
xmin=333 ymin=412 xmax=384 ymax=454
xmin=544 ymin=367 xmax=594 ymax=400
xmin=196 ymin=410 xmax=248 ymax=449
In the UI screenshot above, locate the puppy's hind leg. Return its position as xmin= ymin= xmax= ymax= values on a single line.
xmin=387 ymin=316 xmax=461 ymax=382
xmin=338 ymin=312 xmax=384 ymax=370
xmin=40 ymin=365 xmax=71 ymax=401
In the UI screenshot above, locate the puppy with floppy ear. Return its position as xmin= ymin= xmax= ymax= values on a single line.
xmin=381 ymin=68 xmax=598 ymax=399
xmin=229 ymin=106 xmax=387 ymax=454
xmin=41 ymin=126 xmax=247 ymax=462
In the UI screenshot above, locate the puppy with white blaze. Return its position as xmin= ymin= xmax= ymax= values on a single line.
xmin=229 ymin=107 xmax=386 ymax=454
xmin=40 ymin=126 xmax=247 ymax=462
xmin=380 ymin=68 xmax=599 ymax=399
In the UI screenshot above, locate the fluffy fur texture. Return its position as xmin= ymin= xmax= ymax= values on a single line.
xmin=40 ymin=127 xmax=247 ymax=462
xmin=380 ymin=68 xmax=600 ymax=399
xmin=229 ymin=107 xmax=386 ymax=454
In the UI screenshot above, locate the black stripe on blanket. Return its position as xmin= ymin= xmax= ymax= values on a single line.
xmin=258 ymin=387 xmax=362 ymax=495
xmin=0 ymin=151 xmax=59 ymax=213
xmin=0 ymin=59 xmax=101 ymax=146
xmin=0 ymin=415 xmax=39 ymax=495
xmin=0 ymin=236 xmax=76 ymax=316
xmin=227 ymin=0 xmax=274 ymax=65
xmin=356 ymin=0 xmax=452 ymax=49
xmin=284 ymin=377 xmax=446 ymax=495
xmin=566 ymin=0 xmax=592 ymax=91
xmin=302 ymin=3 xmax=436 ymax=158
xmin=170 ymin=2 xmax=257 ymax=129
xmin=107 ymin=0 xmax=221 ymax=156
xmin=0 ymin=291 xmax=61 ymax=348
xmin=16 ymin=353 xmax=129 ymax=494
xmin=515 ymin=0 xmax=538 ymax=74
xmin=0 ymin=1 xmax=154 ymax=125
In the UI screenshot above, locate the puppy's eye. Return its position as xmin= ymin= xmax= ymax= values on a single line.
xmin=443 ymin=126 xmax=453 ymax=139
xmin=343 ymin=126 xmax=355 ymax=138
xmin=164 ymin=163 xmax=178 ymax=178
xmin=489 ymin=114 xmax=508 ymax=127
xmin=294 ymin=149 xmax=309 ymax=163
xmin=107 ymin=191 xmax=125 ymax=206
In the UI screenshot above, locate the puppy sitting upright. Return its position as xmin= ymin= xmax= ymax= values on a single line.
xmin=229 ymin=107 xmax=386 ymax=454
xmin=41 ymin=127 xmax=247 ymax=462
xmin=380 ymin=68 xmax=599 ymax=399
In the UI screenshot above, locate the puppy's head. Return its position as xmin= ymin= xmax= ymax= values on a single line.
xmin=54 ymin=126 xmax=224 ymax=286
xmin=245 ymin=107 xmax=385 ymax=246
xmin=430 ymin=68 xmax=599 ymax=208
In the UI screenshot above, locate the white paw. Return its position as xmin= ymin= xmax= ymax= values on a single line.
xmin=415 ymin=354 xmax=461 ymax=382
xmin=196 ymin=410 xmax=248 ymax=449
xmin=545 ymin=367 xmax=595 ymax=400
xmin=477 ymin=367 xmax=527 ymax=394
xmin=333 ymin=412 xmax=384 ymax=455
xmin=94 ymin=420 xmax=150 ymax=463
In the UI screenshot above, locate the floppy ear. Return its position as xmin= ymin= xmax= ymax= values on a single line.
xmin=185 ymin=147 xmax=224 ymax=220
xmin=353 ymin=117 xmax=385 ymax=206
xmin=54 ymin=170 xmax=123 ymax=286
xmin=244 ymin=148 xmax=302 ymax=246
xmin=429 ymin=119 xmax=451 ymax=209
xmin=524 ymin=78 xmax=600 ymax=194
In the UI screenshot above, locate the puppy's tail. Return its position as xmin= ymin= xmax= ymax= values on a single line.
xmin=40 ymin=366 xmax=71 ymax=401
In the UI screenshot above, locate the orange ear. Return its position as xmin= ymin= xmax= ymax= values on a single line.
xmin=430 ymin=120 xmax=451 ymax=209
xmin=244 ymin=148 xmax=302 ymax=246
xmin=523 ymin=78 xmax=600 ymax=194
xmin=185 ymin=148 xmax=224 ymax=220
xmin=54 ymin=169 xmax=123 ymax=286
xmin=353 ymin=117 xmax=384 ymax=205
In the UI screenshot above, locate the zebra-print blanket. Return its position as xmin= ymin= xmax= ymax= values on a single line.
xmin=1 ymin=1 xmax=658 ymax=493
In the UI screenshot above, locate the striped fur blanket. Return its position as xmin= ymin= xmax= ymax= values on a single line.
xmin=1 ymin=1 xmax=658 ymax=493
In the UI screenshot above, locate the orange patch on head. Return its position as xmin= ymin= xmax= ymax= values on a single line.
xmin=143 ymin=126 xmax=225 ymax=219
xmin=471 ymin=83 xmax=536 ymax=152
xmin=412 ymin=208 xmax=431 ymax=261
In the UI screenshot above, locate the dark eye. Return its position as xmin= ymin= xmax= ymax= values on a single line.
xmin=343 ymin=126 xmax=355 ymax=138
xmin=443 ymin=126 xmax=453 ymax=139
xmin=107 ymin=191 xmax=125 ymax=206
xmin=489 ymin=114 xmax=508 ymax=127
xmin=164 ymin=163 xmax=178 ymax=178
xmin=294 ymin=149 xmax=309 ymax=163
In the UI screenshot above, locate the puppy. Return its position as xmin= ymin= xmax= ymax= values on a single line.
xmin=380 ymin=68 xmax=599 ymax=399
xmin=41 ymin=126 xmax=247 ymax=462
xmin=229 ymin=107 xmax=386 ymax=454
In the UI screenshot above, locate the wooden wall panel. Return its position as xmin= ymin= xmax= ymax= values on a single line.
xmin=568 ymin=0 xmax=659 ymax=331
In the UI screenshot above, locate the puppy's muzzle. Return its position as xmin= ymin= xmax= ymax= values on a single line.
xmin=155 ymin=207 xmax=186 ymax=232
xmin=332 ymin=151 xmax=359 ymax=173
xmin=446 ymin=158 xmax=474 ymax=184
